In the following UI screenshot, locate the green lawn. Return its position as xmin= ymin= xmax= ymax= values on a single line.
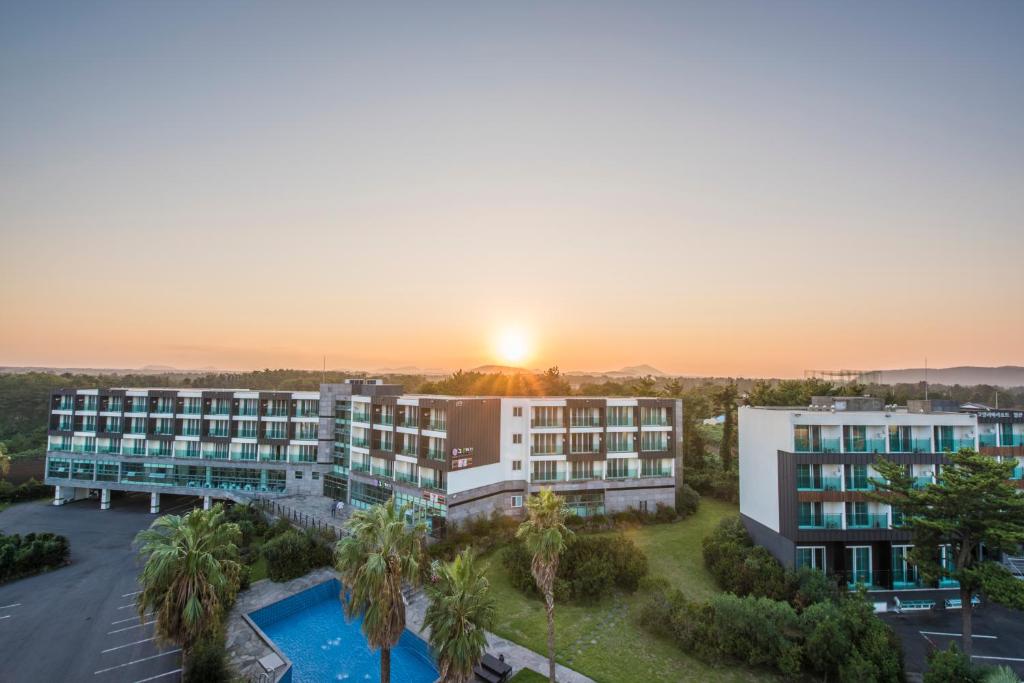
xmin=484 ymin=499 xmax=776 ymax=683
xmin=508 ymin=669 xmax=548 ymax=683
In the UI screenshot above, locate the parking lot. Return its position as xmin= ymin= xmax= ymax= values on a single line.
xmin=0 ymin=493 xmax=202 ymax=683
xmin=881 ymin=602 xmax=1024 ymax=678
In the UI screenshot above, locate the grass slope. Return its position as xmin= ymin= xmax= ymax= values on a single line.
xmin=484 ymin=499 xmax=775 ymax=683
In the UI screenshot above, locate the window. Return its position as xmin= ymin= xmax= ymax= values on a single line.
xmin=511 ymin=495 xmax=523 ymax=508
xmin=294 ymin=470 xmax=303 ymax=479
xmin=512 ymin=406 xmax=523 ymax=417
xmin=312 ymin=471 xmax=320 ymax=480
xmin=512 ymin=460 xmax=522 ymax=471
xmin=639 ymin=501 xmax=648 ymax=513
xmin=796 ymin=546 xmax=826 ymax=571
xmin=512 ymin=433 xmax=522 ymax=444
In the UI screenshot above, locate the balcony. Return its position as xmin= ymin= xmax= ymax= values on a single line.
xmin=350 ymin=412 xmax=371 ymax=423
xmin=1011 ymin=466 xmax=1023 ymax=481
xmin=421 ymin=479 xmax=445 ymax=492
xmin=889 ymin=437 xmax=932 ymax=453
xmin=371 ymin=466 xmax=394 ymax=478
xmin=794 ymin=437 xmax=841 ymax=453
xmin=126 ymin=405 xmax=148 ymax=414
xmin=568 ymin=471 xmax=597 ymax=482
xmin=71 ymin=445 xmax=96 ymax=454
xmin=530 ymin=418 xmax=563 ymax=428
xmin=640 ymin=468 xmax=671 ymax=478
xmin=152 ymin=428 xmax=175 ymax=436
xmin=207 ymin=407 xmax=232 ymax=417
xmin=294 ymin=432 xmax=318 ymax=441
xmin=398 ymin=445 xmax=418 ymax=457
xmin=845 ymin=479 xmax=876 ymax=492
xmin=96 ymin=445 xmax=121 ymax=454
xmin=844 ymin=438 xmax=887 ymax=454
xmin=427 ymin=421 xmax=447 ymax=432
xmin=426 ymin=449 xmax=446 ymax=461
xmin=606 ymin=418 xmax=634 ymax=428
xmin=208 ymin=429 xmax=231 ymax=438
xmin=641 ymin=417 xmax=670 ymax=427
xmin=570 ymin=416 xmax=602 ymax=428
xmin=892 ymin=568 xmax=923 ymax=589
xmin=530 ymin=446 xmax=563 ymax=456
xmin=1001 ymin=434 xmax=1024 ymax=447
xmin=236 ymin=429 xmax=258 ymax=439
xmin=376 ymin=415 xmax=394 ymax=426
xmin=936 ymin=438 xmax=975 ymax=452
xmin=394 ymin=471 xmax=418 ymax=485
xmin=351 ymin=460 xmax=371 ymax=473
xmin=980 ymin=433 xmax=999 ymax=447
xmin=846 ymin=513 xmax=889 ymax=530
xmin=127 ymin=427 xmax=148 ymax=436
xmin=912 ymin=476 xmax=934 ymax=489
xmin=532 ymin=470 xmax=566 ymax=483
xmin=798 ymin=513 xmax=843 ymax=530
xmin=606 ymin=468 xmax=639 ymax=480
xmin=399 ymin=420 xmax=419 ymax=430
xmin=351 ymin=438 xmax=370 ymax=448
xmin=797 ymin=475 xmax=842 ymax=492
xmin=181 ymin=406 xmax=202 ymax=415
xmin=123 ymin=446 xmax=147 ymax=457
xmin=174 ymin=449 xmax=201 ymax=458
xmin=295 ymin=407 xmax=319 ymax=418
xmin=236 ymin=407 xmax=258 ymax=417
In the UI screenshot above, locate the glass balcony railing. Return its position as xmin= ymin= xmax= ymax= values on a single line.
xmin=295 ymin=408 xmax=319 ymax=418
xmin=371 ymin=466 xmax=394 ymax=478
xmin=530 ymin=418 xmax=563 ymax=428
xmin=236 ymin=407 xmax=258 ymax=417
xmin=426 ymin=449 xmax=446 ymax=461
xmin=350 ymin=413 xmax=371 ymax=423
xmin=797 ymin=475 xmax=842 ymax=492
xmin=126 ymin=405 xmax=148 ymax=414
xmin=207 ymin=408 xmax=232 ymax=417
xmin=398 ymin=445 xmax=418 ymax=457
xmin=640 ymin=468 xmax=671 ymax=478
xmin=427 ymin=421 xmax=447 ymax=432
xmin=888 ymin=437 xmax=932 ymax=453
xmin=394 ymin=471 xmax=418 ymax=485
xmin=1011 ymin=466 xmax=1023 ymax=481
xmin=568 ymin=471 xmax=597 ymax=481
xmin=531 ymin=470 xmax=566 ymax=482
xmin=531 ymin=446 xmax=563 ymax=456
xmin=794 ymin=437 xmax=841 ymax=453
xmin=96 ymin=445 xmax=121 ymax=454
xmin=936 ymin=438 xmax=975 ymax=452
xmin=1001 ymin=434 xmax=1024 ymax=447
xmin=123 ymin=447 xmax=147 ymax=457
xmin=846 ymin=513 xmax=888 ymax=529
xmin=798 ymin=513 xmax=843 ymax=530
xmin=351 ymin=460 xmax=371 ymax=473
xmin=641 ymin=417 xmax=670 ymax=427
xmin=606 ymin=418 xmax=635 ymax=427
xmin=606 ymin=467 xmax=639 ymax=480
xmin=570 ymin=416 xmax=602 ymax=427
xmin=845 ymin=479 xmax=875 ymax=492
xmin=844 ymin=438 xmax=887 ymax=454
xmin=421 ymin=479 xmax=444 ymax=491
xmin=980 ymin=433 xmax=999 ymax=447
xmin=351 ymin=439 xmax=369 ymax=448
xmin=294 ymin=432 xmax=318 ymax=441
xmin=376 ymin=416 xmax=394 ymax=426
xmin=399 ymin=420 xmax=419 ymax=430
xmin=181 ymin=406 xmax=202 ymax=415
xmin=912 ymin=476 xmax=934 ymax=489
xmin=174 ymin=449 xmax=201 ymax=458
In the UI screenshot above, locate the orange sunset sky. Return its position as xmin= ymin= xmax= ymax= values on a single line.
xmin=1 ymin=3 xmax=1022 ymax=377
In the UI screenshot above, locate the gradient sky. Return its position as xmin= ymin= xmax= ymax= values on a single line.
xmin=1 ymin=1 xmax=1022 ymax=377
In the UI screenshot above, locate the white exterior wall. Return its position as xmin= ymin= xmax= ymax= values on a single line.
xmin=738 ymin=407 xmax=791 ymax=532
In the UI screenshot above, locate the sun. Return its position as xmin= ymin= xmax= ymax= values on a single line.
xmin=496 ymin=328 xmax=530 ymax=365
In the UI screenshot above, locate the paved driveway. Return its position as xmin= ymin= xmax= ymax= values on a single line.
xmin=0 ymin=493 xmax=200 ymax=683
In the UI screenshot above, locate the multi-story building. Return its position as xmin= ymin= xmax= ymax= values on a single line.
xmin=739 ymin=396 xmax=1024 ymax=591
xmin=45 ymin=380 xmax=683 ymax=532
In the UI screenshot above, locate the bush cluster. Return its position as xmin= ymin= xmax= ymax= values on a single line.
xmin=686 ymin=467 xmax=738 ymax=502
xmin=261 ymin=528 xmax=333 ymax=582
xmin=640 ymin=584 xmax=903 ymax=681
xmin=702 ymin=516 xmax=839 ymax=607
xmin=0 ymin=531 xmax=70 ymax=583
xmin=503 ymin=534 xmax=648 ymax=602
xmin=183 ymin=631 xmax=232 ymax=683
xmin=0 ymin=478 xmax=50 ymax=504
xmin=427 ymin=511 xmax=520 ymax=561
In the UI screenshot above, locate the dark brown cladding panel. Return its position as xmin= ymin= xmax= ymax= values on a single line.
xmin=446 ymin=398 xmax=501 ymax=470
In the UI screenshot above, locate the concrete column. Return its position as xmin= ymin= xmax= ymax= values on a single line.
xmin=150 ymin=492 xmax=160 ymax=514
xmin=203 ymin=495 xmax=212 ymax=511
xmin=53 ymin=486 xmax=65 ymax=506
xmin=260 ymin=469 xmax=268 ymax=491
xmin=100 ymin=488 xmax=111 ymax=510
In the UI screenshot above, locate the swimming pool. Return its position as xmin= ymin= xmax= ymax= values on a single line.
xmin=249 ymin=579 xmax=439 ymax=683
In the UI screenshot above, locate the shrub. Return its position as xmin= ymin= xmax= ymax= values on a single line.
xmin=686 ymin=467 xmax=738 ymax=502
xmin=0 ymin=531 xmax=70 ymax=583
xmin=261 ymin=529 xmax=332 ymax=582
xmin=702 ymin=517 xmax=789 ymax=600
xmin=923 ymin=644 xmax=984 ymax=683
xmin=183 ymin=634 xmax=232 ymax=683
xmin=504 ymin=534 xmax=647 ymax=602
xmin=0 ymin=478 xmax=50 ymax=504
xmin=675 ymin=483 xmax=700 ymax=517
xmin=428 ymin=511 xmax=519 ymax=561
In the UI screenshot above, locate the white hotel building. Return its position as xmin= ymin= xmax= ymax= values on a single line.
xmin=45 ymin=380 xmax=682 ymax=533
xmin=739 ymin=396 xmax=1024 ymax=591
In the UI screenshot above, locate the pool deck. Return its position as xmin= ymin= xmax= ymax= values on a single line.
xmin=227 ymin=568 xmax=595 ymax=683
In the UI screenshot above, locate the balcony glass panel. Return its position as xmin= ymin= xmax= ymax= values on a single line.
xmin=797 ymin=513 xmax=843 ymax=529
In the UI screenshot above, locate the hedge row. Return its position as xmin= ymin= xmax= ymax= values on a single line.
xmin=0 ymin=478 xmax=50 ymax=504
xmin=0 ymin=532 xmax=70 ymax=583
xmin=640 ymin=583 xmax=903 ymax=681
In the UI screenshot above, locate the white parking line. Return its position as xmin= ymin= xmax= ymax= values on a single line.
xmin=112 ymin=614 xmax=152 ymax=625
xmin=0 ymin=615 xmax=11 ymax=620
xmin=102 ymin=637 xmax=155 ymax=653
xmin=108 ymin=620 xmax=156 ymax=635
xmin=121 ymin=591 xmax=142 ymax=598
xmin=972 ymin=655 xmax=1024 ymax=662
xmin=920 ymin=630 xmax=998 ymax=639
xmin=0 ymin=603 xmax=22 ymax=609
xmin=93 ymin=649 xmax=180 ymax=675
xmin=117 ymin=603 xmax=139 ymax=610
xmin=133 ymin=669 xmax=182 ymax=683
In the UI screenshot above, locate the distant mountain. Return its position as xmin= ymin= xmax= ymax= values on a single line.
xmin=609 ymin=364 xmax=667 ymax=377
xmin=372 ymin=366 xmax=448 ymax=376
xmin=878 ymin=366 xmax=1024 ymax=388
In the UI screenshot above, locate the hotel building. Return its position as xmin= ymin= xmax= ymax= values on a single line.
xmin=739 ymin=396 xmax=1024 ymax=590
xmin=45 ymin=380 xmax=682 ymax=532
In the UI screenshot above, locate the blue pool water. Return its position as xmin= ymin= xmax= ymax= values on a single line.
xmin=250 ymin=579 xmax=438 ymax=683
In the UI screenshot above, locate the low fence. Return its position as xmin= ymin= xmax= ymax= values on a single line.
xmin=250 ymin=497 xmax=342 ymax=539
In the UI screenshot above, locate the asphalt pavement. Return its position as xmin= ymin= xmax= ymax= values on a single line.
xmin=0 ymin=493 xmax=201 ymax=683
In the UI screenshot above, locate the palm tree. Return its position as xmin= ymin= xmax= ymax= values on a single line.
xmin=422 ymin=548 xmax=496 ymax=683
xmin=516 ymin=488 xmax=574 ymax=683
xmin=134 ymin=504 xmax=242 ymax=654
xmin=336 ymin=498 xmax=425 ymax=683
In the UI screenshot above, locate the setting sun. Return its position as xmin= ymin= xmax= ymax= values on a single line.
xmin=496 ymin=328 xmax=530 ymax=365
